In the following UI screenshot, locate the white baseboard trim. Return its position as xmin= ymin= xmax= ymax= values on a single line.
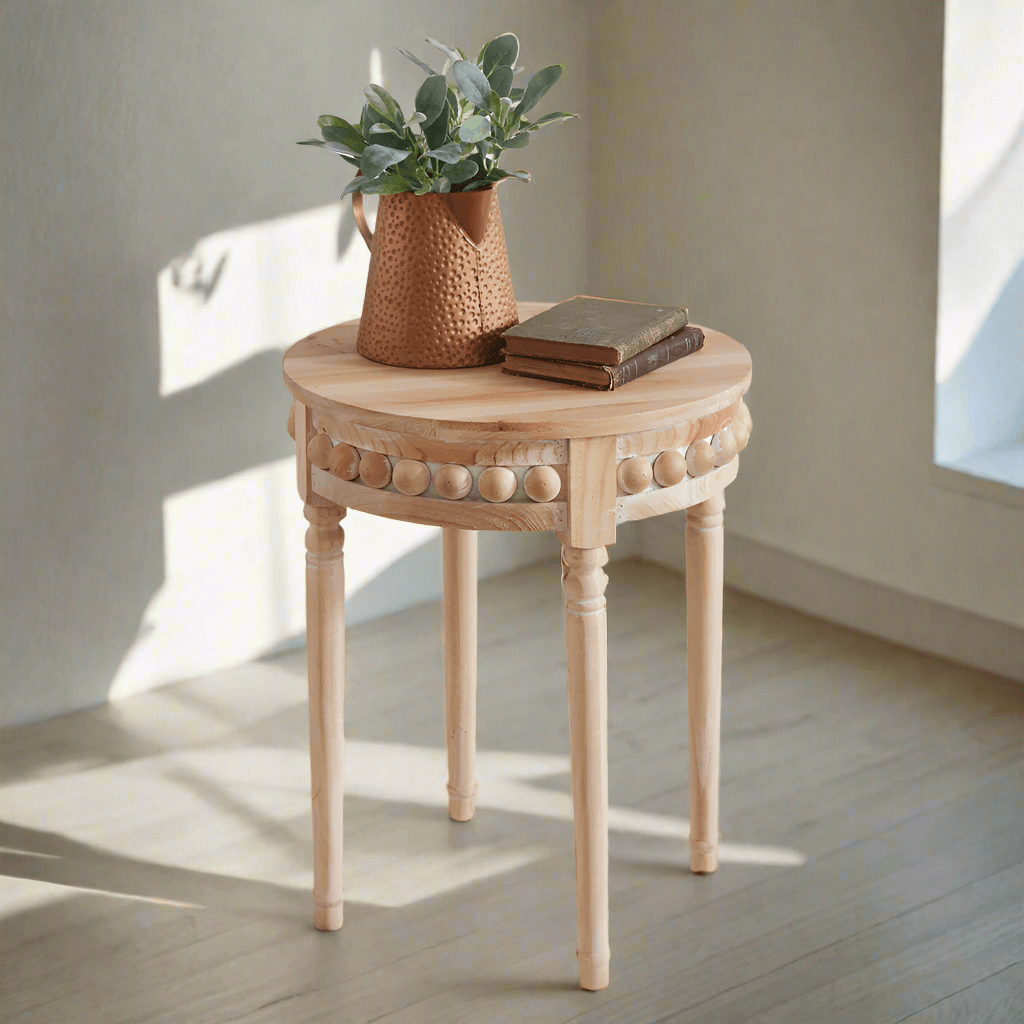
xmin=639 ymin=517 xmax=1024 ymax=683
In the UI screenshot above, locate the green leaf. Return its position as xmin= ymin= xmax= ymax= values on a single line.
xmin=480 ymin=33 xmax=519 ymax=75
xmin=487 ymin=65 xmax=514 ymax=99
xmin=425 ymin=37 xmax=462 ymax=66
xmin=461 ymin=180 xmax=493 ymax=191
xmin=423 ymin=113 xmax=449 ymax=151
xmin=458 ymin=114 xmax=490 ymax=144
xmin=430 ymin=176 xmax=452 ymax=193
xmin=452 ymin=60 xmax=492 ymax=108
xmin=487 ymin=167 xmax=531 ymax=184
xmin=361 ymin=103 xmax=387 ymax=141
xmin=367 ymin=124 xmax=408 ymax=148
xmin=318 ymin=115 xmax=366 ymax=151
xmin=512 ymin=64 xmax=563 ymax=119
xmin=341 ymin=174 xmax=376 ymax=197
xmin=502 ymin=131 xmax=530 ymax=149
xmin=415 ymin=74 xmax=448 ymax=128
xmin=297 ymin=138 xmax=326 ymax=147
xmin=324 ymin=139 xmax=362 ymax=157
xmin=526 ymin=111 xmax=579 ymax=130
xmin=396 ymin=47 xmax=436 ymax=76
xmin=442 ymin=158 xmax=479 ymax=184
xmin=426 ymin=141 xmax=463 ymax=163
xmin=363 ymin=84 xmax=404 ymax=128
xmin=509 ymin=87 xmax=525 ymax=101
xmin=360 ymin=144 xmax=414 ymax=179
xmin=360 ymin=175 xmax=412 ymax=195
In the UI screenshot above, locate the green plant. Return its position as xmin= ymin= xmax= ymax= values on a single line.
xmin=298 ymin=34 xmax=577 ymax=196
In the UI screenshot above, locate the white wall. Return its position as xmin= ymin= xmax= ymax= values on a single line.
xmin=588 ymin=0 xmax=1024 ymax=632
xmin=0 ymin=0 xmax=592 ymax=725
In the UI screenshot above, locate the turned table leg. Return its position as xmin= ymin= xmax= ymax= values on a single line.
xmin=685 ymin=492 xmax=725 ymax=874
xmin=562 ymin=544 xmax=611 ymax=992
xmin=443 ymin=528 xmax=478 ymax=821
xmin=304 ymin=501 xmax=346 ymax=929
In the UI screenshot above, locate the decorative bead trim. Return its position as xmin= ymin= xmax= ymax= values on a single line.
xmin=306 ymin=434 xmax=566 ymax=504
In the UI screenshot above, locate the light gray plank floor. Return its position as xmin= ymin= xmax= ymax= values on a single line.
xmin=1 ymin=556 xmax=1021 ymax=1023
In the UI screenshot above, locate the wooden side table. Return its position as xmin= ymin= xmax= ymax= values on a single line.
xmin=283 ymin=302 xmax=752 ymax=991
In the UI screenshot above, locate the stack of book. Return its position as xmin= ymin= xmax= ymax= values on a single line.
xmin=501 ymin=296 xmax=704 ymax=390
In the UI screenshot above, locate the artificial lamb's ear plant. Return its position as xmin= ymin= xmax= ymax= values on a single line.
xmin=298 ymin=33 xmax=577 ymax=196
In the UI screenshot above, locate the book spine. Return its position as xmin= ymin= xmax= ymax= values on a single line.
xmin=608 ymin=326 xmax=705 ymax=389
xmin=617 ymin=306 xmax=689 ymax=361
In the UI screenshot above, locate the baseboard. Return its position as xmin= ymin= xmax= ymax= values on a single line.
xmin=639 ymin=517 xmax=1024 ymax=683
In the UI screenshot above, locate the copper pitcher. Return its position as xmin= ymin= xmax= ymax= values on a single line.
xmin=351 ymin=186 xmax=518 ymax=368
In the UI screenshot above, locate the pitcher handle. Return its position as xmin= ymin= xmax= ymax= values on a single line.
xmin=351 ymin=191 xmax=373 ymax=249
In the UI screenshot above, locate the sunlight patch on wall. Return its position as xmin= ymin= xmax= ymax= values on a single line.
xmin=108 ymin=459 xmax=438 ymax=701
xmin=157 ymin=202 xmax=372 ymax=398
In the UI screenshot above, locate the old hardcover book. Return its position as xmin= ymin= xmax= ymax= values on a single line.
xmin=502 ymin=325 xmax=705 ymax=390
xmin=501 ymin=295 xmax=689 ymax=366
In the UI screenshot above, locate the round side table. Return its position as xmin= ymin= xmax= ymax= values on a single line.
xmin=283 ymin=301 xmax=752 ymax=992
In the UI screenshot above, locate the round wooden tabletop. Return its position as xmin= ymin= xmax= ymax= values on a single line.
xmin=283 ymin=302 xmax=751 ymax=442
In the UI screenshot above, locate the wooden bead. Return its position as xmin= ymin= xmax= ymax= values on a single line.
xmin=478 ymin=466 xmax=517 ymax=503
xmin=434 ymin=463 xmax=473 ymax=500
xmin=712 ymin=425 xmax=738 ymax=466
xmin=617 ymin=456 xmax=653 ymax=495
xmin=287 ymin=402 xmax=297 ymax=440
xmin=732 ymin=418 xmax=750 ymax=452
xmin=653 ymin=449 xmax=688 ymax=487
xmin=307 ymin=432 xmax=333 ymax=471
xmin=327 ymin=442 xmax=360 ymax=480
xmin=359 ymin=451 xmax=392 ymax=488
xmin=392 ymin=459 xmax=431 ymax=495
xmin=523 ymin=465 xmax=561 ymax=502
xmin=685 ymin=439 xmax=716 ymax=477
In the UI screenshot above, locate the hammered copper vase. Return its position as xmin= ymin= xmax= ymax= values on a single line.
xmin=351 ymin=186 xmax=518 ymax=368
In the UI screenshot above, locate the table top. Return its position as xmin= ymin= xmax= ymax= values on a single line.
xmin=283 ymin=302 xmax=751 ymax=443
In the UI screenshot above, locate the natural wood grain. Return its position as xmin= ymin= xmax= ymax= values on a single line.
xmin=617 ymin=457 xmax=738 ymax=523
xmin=315 ymin=413 xmax=567 ymax=467
xmin=685 ymin=493 xmax=725 ymax=874
xmin=296 ymin=402 xmax=313 ymax=502
xmin=567 ymin=436 xmax=618 ymax=548
xmin=304 ymin=502 xmax=346 ymax=930
xmin=311 ymin=468 xmax=566 ymax=532
xmin=442 ymin=530 xmax=478 ymax=822
xmin=561 ymin=544 xmax=612 ymax=991
xmin=615 ymin=402 xmax=741 ymax=458
xmin=284 ymin=305 xmax=751 ymax=442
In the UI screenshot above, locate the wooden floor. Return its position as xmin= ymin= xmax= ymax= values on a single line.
xmin=1 ymin=557 xmax=1022 ymax=1023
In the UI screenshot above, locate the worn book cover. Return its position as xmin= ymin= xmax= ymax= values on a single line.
xmin=503 ymin=325 xmax=705 ymax=390
xmin=501 ymin=295 xmax=689 ymax=366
